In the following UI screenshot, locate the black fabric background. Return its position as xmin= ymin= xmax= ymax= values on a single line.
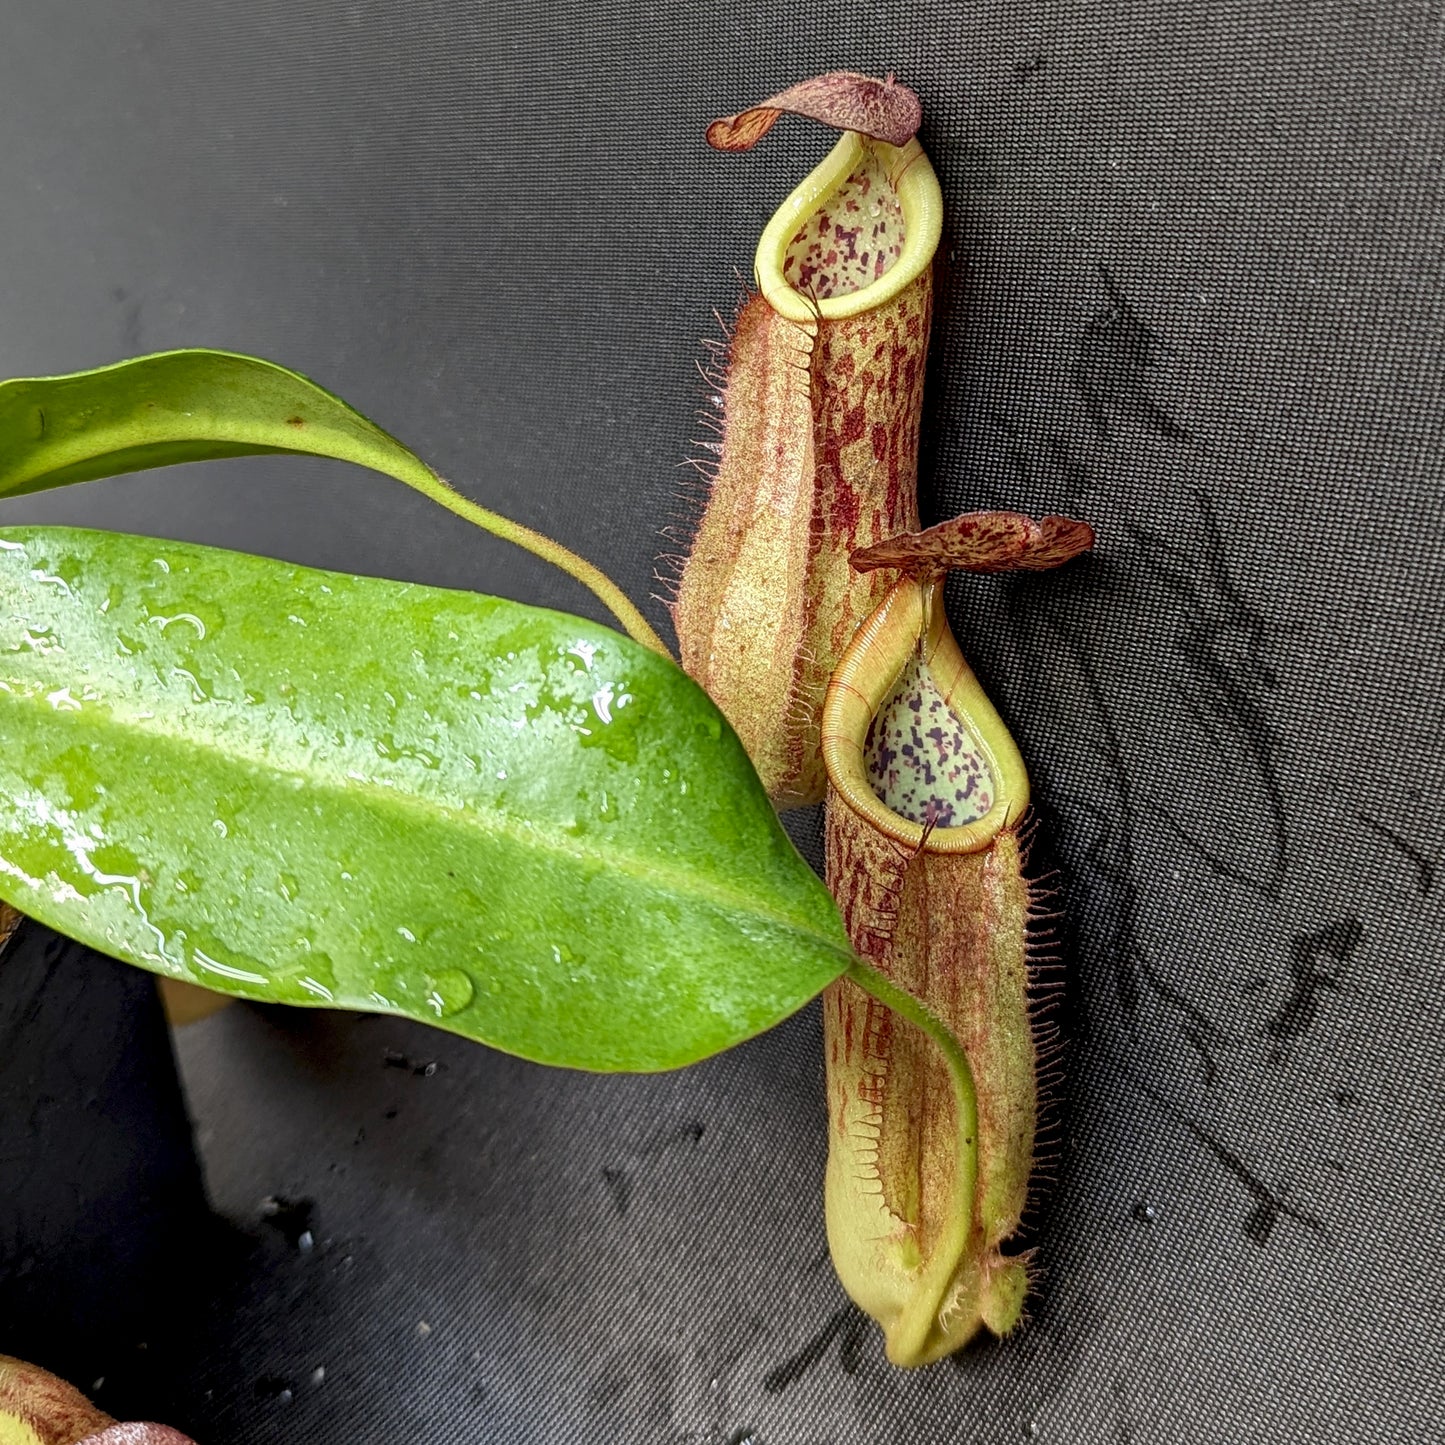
xmin=0 ymin=3 xmax=1442 ymax=1441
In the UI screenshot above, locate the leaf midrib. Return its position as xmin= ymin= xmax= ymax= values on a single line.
xmin=0 ymin=683 xmax=851 ymax=960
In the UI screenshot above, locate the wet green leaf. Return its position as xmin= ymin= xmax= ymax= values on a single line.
xmin=0 ymin=526 xmax=852 ymax=1070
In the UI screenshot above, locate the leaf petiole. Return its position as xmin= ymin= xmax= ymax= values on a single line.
xmin=391 ymin=460 xmax=671 ymax=658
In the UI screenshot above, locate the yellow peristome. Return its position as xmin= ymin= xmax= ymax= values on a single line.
xmin=756 ymin=135 xmax=943 ymax=324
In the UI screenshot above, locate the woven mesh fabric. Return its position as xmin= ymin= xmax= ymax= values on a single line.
xmin=0 ymin=2 xmax=1441 ymax=1441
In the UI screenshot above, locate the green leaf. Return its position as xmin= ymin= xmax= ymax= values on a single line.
xmin=0 ymin=525 xmax=851 ymax=1070
xmin=0 ymin=348 xmax=436 ymax=498
xmin=0 ymin=349 xmax=667 ymax=653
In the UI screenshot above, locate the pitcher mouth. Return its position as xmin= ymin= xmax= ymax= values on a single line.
xmin=755 ymin=134 xmax=942 ymax=324
xmin=821 ymin=577 xmax=1029 ymax=854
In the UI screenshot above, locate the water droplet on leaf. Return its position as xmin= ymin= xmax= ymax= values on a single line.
xmin=425 ymin=967 xmax=474 ymax=1016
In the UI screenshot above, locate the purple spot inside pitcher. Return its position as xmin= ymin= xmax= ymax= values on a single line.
xmin=864 ymin=655 xmax=993 ymax=827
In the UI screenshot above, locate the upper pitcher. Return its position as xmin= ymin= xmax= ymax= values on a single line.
xmin=672 ymin=74 xmax=942 ymax=807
